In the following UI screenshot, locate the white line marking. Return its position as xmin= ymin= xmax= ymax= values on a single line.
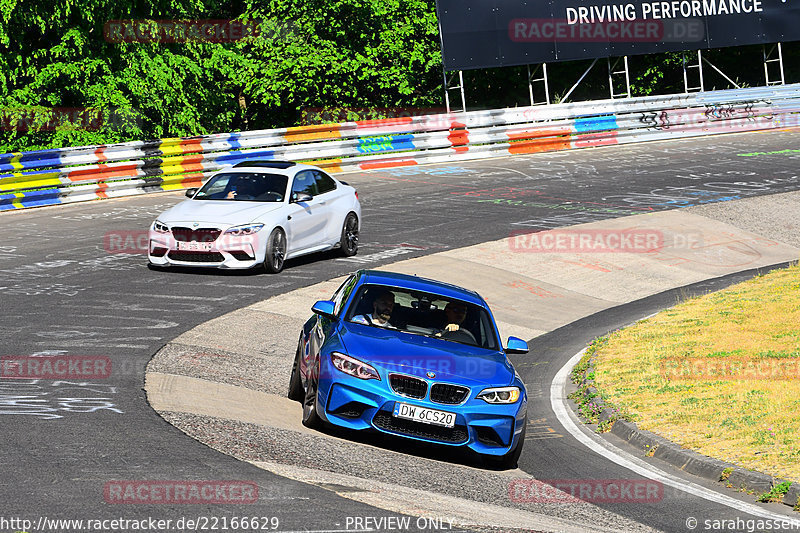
xmin=551 ymin=348 xmax=800 ymax=522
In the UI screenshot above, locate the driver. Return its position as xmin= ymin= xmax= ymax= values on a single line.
xmin=352 ymin=290 xmax=396 ymax=328
xmin=226 ymin=178 xmax=258 ymax=200
xmin=436 ymin=301 xmax=476 ymax=342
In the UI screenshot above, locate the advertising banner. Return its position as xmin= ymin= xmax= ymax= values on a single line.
xmin=435 ymin=0 xmax=800 ymax=70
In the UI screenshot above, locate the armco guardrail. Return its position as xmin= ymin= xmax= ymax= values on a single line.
xmin=2 ymin=84 xmax=799 ymax=210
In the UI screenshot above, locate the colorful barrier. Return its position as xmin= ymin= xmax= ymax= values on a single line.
xmin=2 ymin=84 xmax=799 ymax=210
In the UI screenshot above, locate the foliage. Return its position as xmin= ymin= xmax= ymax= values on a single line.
xmin=757 ymin=481 xmax=792 ymax=503
xmin=0 ymin=0 xmax=443 ymax=151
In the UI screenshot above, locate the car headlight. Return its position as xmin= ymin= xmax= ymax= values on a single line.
xmin=331 ymin=352 xmax=380 ymax=381
xmin=224 ymin=224 xmax=264 ymax=236
xmin=477 ymin=386 xmax=521 ymax=404
xmin=152 ymin=220 xmax=169 ymax=233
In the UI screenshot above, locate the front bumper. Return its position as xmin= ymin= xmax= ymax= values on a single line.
xmin=317 ymin=372 xmax=527 ymax=457
xmin=148 ymin=228 xmax=263 ymax=269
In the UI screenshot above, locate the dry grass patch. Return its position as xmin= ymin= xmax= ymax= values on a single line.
xmin=592 ymin=263 xmax=800 ymax=481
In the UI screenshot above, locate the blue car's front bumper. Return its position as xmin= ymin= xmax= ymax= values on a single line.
xmin=316 ymin=368 xmax=527 ymax=457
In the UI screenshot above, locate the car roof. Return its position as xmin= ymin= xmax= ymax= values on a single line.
xmin=222 ymin=160 xmax=321 ymax=176
xmin=357 ymin=270 xmax=485 ymax=306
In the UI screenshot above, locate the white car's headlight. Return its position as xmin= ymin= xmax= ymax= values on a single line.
xmin=152 ymin=220 xmax=169 ymax=233
xmin=331 ymin=352 xmax=380 ymax=381
xmin=224 ymin=224 xmax=264 ymax=236
xmin=477 ymin=386 xmax=521 ymax=404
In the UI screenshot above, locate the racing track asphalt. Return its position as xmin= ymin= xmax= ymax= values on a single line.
xmin=1 ymin=128 xmax=799 ymax=531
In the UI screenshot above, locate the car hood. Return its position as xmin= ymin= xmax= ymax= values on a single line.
xmin=157 ymin=200 xmax=283 ymax=226
xmin=338 ymin=322 xmax=515 ymax=387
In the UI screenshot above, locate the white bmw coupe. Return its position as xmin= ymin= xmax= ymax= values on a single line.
xmin=148 ymin=160 xmax=361 ymax=273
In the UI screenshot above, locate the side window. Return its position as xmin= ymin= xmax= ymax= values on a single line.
xmin=291 ymin=170 xmax=318 ymax=198
xmin=332 ymin=275 xmax=358 ymax=316
xmin=313 ymin=170 xmax=337 ymax=195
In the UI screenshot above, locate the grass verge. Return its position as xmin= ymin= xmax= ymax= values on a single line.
xmin=589 ymin=263 xmax=800 ymax=481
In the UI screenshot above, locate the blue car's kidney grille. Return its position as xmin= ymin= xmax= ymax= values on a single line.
xmin=430 ymin=383 xmax=469 ymax=405
xmin=372 ymin=412 xmax=468 ymax=444
xmin=389 ymin=374 xmax=427 ymax=399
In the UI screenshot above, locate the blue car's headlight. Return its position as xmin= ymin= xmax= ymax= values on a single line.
xmin=152 ymin=220 xmax=169 ymax=233
xmin=224 ymin=223 xmax=264 ymax=236
xmin=477 ymin=386 xmax=521 ymax=404
xmin=331 ymin=352 xmax=380 ymax=381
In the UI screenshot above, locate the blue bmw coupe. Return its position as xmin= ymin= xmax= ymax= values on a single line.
xmin=288 ymin=269 xmax=529 ymax=468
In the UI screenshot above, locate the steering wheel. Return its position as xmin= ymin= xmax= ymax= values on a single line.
xmin=262 ymin=192 xmax=283 ymax=202
xmin=440 ymin=328 xmax=477 ymax=344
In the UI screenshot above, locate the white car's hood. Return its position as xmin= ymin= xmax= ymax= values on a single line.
xmin=157 ymin=200 xmax=283 ymax=226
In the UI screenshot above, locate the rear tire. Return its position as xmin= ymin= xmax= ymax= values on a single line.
xmin=339 ymin=213 xmax=359 ymax=257
xmin=287 ymin=336 xmax=305 ymax=402
xmin=264 ymin=228 xmax=286 ymax=274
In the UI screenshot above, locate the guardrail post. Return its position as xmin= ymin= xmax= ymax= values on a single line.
xmin=527 ymin=63 xmax=550 ymax=106
xmin=683 ymin=51 xmax=704 ymax=93
xmin=763 ymin=43 xmax=785 ymax=86
xmin=443 ymin=70 xmax=466 ymax=113
xmin=608 ymin=56 xmax=631 ymax=99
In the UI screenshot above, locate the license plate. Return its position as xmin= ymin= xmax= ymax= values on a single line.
xmin=393 ymin=402 xmax=456 ymax=428
xmin=176 ymin=241 xmax=214 ymax=251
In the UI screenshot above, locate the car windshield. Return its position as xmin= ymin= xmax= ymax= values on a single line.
xmin=193 ymin=172 xmax=288 ymax=202
xmin=345 ymin=284 xmax=499 ymax=350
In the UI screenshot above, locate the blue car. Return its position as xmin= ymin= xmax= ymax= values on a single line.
xmin=288 ymin=269 xmax=529 ymax=468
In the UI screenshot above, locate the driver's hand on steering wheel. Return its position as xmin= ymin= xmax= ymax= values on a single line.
xmin=444 ymin=323 xmax=460 ymax=332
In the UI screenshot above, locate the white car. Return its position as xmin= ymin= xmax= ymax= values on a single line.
xmin=148 ymin=160 xmax=361 ymax=273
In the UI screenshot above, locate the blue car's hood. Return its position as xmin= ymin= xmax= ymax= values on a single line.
xmin=338 ymin=322 xmax=515 ymax=387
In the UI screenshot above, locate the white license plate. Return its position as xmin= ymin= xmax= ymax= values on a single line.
xmin=176 ymin=241 xmax=214 ymax=251
xmin=393 ymin=402 xmax=456 ymax=428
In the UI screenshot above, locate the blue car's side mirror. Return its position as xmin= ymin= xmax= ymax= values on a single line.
xmin=312 ymin=300 xmax=336 ymax=319
xmin=505 ymin=336 xmax=529 ymax=355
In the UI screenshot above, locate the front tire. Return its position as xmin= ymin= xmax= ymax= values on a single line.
xmin=264 ymin=228 xmax=286 ymax=274
xmin=339 ymin=213 xmax=359 ymax=257
xmin=301 ymin=361 xmax=323 ymax=429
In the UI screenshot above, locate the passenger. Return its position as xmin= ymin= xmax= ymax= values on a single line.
xmin=352 ymin=290 xmax=396 ymax=328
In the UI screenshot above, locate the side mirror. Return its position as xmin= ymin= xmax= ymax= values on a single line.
xmin=312 ymin=300 xmax=336 ymax=319
xmin=291 ymin=192 xmax=313 ymax=203
xmin=185 ymin=188 xmax=198 ymax=198
xmin=505 ymin=336 xmax=529 ymax=355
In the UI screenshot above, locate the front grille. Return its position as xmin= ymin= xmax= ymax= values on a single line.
xmin=389 ymin=374 xmax=427 ymax=399
xmin=373 ymin=411 xmax=468 ymax=444
xmin=229 ymin=250 xmax=254 ymax=261
xmin=168 ymin=251 xmax=224 ymax=263
xmin=171 ymin=227 xmax=221 ymax=242
xmin=430 ymin=383 xmax=470 ymax=404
